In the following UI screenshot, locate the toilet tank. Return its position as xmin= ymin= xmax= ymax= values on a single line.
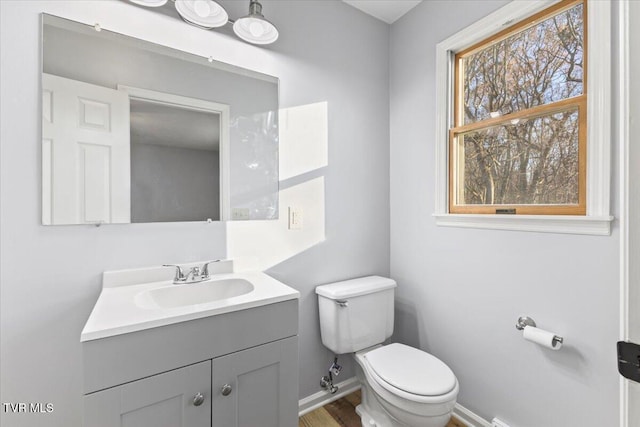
xmin=316 ymin=276 xmax=397 ymax=354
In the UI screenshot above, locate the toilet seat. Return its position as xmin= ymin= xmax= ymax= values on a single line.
xmin=360 ymin=343 xmax=458 ymax=404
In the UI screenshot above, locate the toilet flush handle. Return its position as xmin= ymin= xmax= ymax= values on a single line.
xmin=335 ymin=300 xmax=348 ymax=307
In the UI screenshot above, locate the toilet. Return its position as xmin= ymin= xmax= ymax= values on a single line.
xmin=316 ymin=276 xmax=458 ymax=427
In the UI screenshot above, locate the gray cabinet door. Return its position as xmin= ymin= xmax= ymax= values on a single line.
xmin=84 ymin=360 xmax=211 ymax=427
xmin=212 ymin=336 xmax=298 ymax=427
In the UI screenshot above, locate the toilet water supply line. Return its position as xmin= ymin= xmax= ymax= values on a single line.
xmin=320 ymin=357 xmax=342 ymax=394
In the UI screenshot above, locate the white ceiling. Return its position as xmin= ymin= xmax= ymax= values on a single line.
xmin=342 ymin=0 xmax=423 ymax=24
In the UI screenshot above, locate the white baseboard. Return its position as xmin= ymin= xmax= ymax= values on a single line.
xmin=298 ymin=377 xmax=492 ymax=427
xmin=298 ymin=377 xmax=361 ymax=417
xmin=454 ymin=403 xmax=492 ymax=427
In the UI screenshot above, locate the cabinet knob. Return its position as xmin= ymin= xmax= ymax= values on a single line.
xmin=193 ymin=392 xmax=205 ymax=406
xmin=221 ymin=384 xmax=232 ymax=396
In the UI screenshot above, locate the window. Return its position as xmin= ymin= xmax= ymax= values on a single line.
xmin=434 ymin=0 xmax=612 ymax=235
xmin=450 ymin=0 xmax=585 ymax=215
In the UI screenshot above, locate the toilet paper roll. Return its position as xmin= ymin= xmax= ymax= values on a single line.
xmin=523 ymin=326 xmax=562 ymax=350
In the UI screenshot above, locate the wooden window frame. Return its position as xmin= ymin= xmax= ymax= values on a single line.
xmin=449 ymin=0 xmax=587 ymax=216
xmin=433 ymin=0 xmax=612 ymax=235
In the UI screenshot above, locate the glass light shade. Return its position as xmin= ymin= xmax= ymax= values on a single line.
xmin=129 ymin=0 xmax=168 ymax=7
xmin=233 ymin=16 xmax=278 ymax=45
xmin=175 ymin=0 xmax=229 ymax=29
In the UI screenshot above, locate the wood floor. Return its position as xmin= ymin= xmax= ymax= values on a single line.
xmin=298 ymin=390 xmax=466 ymax=427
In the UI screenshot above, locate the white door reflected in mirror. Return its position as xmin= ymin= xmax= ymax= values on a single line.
xmin=42 ymin=73 xmax=131 ymax=225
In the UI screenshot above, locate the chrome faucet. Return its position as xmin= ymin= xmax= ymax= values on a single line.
xmin=163 ymin=260 xmax=221 ymax=285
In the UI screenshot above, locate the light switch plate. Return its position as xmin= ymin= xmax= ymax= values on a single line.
xmin=231 ymin=208 xmax=250 ymax=220
xmin=288 ymin=207 xmax=303 ymax=230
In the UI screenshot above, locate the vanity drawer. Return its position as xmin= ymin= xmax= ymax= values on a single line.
xmin=83 ymin=299 xmax=298 ymax=394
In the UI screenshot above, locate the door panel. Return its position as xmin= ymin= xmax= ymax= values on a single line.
xmin=84 ymin=361 xmax=211 ymax=427
xmin=42 ymin=73 xmax=130 ymax=224
xmin=79 ymin=143 xmax=111 ymax=223
xmin=212 ymin=337 xmax=298 ymax=427
xmin=626 ymin=0 xmax=640 ymax=424
xmin=120 ymin=395 xmax=183 ymax=427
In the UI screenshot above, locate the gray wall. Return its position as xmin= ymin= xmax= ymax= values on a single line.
xmin=389 ymin=2 xmax=620 ymax=427
xmin=131 ymin=144 xmax=220 ymax=222
xmin=0 ymin=1 xmax=389 ymax=426
xmin=227 ymin=0 xmax=391 ymax=400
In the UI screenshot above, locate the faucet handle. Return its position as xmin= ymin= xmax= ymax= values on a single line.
xmin=163 ymin=264 xmax=186 ymax=282
xmin=201 ymin=260 xmax=221 ymax=277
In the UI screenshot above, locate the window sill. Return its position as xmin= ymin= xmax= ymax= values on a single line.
xmin=433 ymin=214 xmax=613 ymax=236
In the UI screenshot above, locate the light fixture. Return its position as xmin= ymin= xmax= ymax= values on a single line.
xmin=174 ymin=0 xmax=229 ymax=29
xmin=130 ymin=0 xmax=279 ymax=46
xmin=233 ymin=0 xmax=279 ymax=45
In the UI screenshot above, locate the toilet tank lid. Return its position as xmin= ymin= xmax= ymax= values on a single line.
xmin=315 ymin=276 xmax=397 ymax=299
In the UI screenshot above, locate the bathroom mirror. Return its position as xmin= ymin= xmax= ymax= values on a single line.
xmin=41 ymin=14 xmax=279 ymax=225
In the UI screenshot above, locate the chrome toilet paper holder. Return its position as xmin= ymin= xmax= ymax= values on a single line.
xmin=516 ymin=316 xmax=564 ymax=346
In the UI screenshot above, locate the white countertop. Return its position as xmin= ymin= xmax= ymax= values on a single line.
xmin=81 ymin=265 xmax=299 ymax=342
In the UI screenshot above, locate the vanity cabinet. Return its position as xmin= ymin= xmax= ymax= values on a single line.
xmin=82 ymin=300 xmax=299 ymax=427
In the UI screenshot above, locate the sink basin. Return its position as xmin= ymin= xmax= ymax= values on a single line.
xmin=81 ymin=262 xmax=300 ymax=342
xmin=136 ymin=278 xmax=254 ymax=309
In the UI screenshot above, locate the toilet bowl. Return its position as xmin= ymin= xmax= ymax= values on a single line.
xmin=316 ymin=276 xmax=459 ymax=427
xmin=355 ymin=344 xmax=458 ymax=427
